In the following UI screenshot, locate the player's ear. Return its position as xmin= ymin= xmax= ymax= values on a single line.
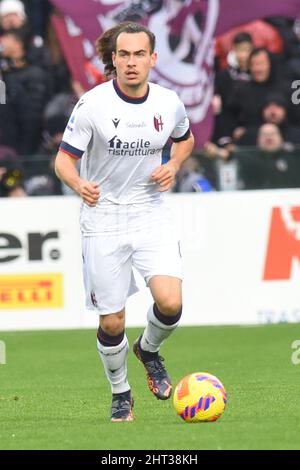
xmin=112 ymin=52 xmax=116 ymax=67
xmin=150 ymin=52 xmax=157 ymax=68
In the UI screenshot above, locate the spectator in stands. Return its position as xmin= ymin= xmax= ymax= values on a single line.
xmin=23 ymin=114 xmax=68 ymax=196
xmin=223 ymin=32 xmax=254 ymax=77
xmin=215 ymin=19 xmax=284 ymax=70
xmin=203 ymin=140 xmax=238 ymax=191
xmin=24 ymin=78 xmax=88 ymax=196
xmin=236 ymin=123 xmax=300 ymax=190
xmin=266 ymin=17 xmax=300 ymax=79
xmin=0 ymin=82 xmax=17 ymax=147
xmin=203 ymin=140 xmax=236 ymax=162
xmin=0 ymin=28 xmax=49 ymax=154
xmin=257 ymin=123 xmax=285 ymax=152
xmin=0 ymin=144 xmax=26 ymax=196
xmin=237 ymin=93 xmax=300 ymax=146
xmin=0 ymin=0 xmax=52 ymax=73
xmin=229 ymin=48 xmax=288 ymax=141
xmin=213 ymin=32 xmax=253 ymax=143
xmin=0 ymin=0 xmax=25 ymax=30
xmin=173 ymin=156 xmax=213 ymax=193
xmin=22 ymin=0 xmax=52 ymax=42
xmin=43 ymin=79 xmax=85 ymax=126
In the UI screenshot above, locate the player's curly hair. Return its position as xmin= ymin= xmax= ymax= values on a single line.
xmin=95 ymin=22 xmax=156 ymax=78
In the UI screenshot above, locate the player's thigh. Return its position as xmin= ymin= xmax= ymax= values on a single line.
xmin=132 ymin=219 xmax=183 ymax=313
xmin=82 ymin=236 xmax=134 ymax=315
xmin=149 ymin=275 xmax=182 ymax=313
xmin=133 ymin=237 xmax=183 ymax=281
xmin=132 ymin=204 xmax=182 ymax=280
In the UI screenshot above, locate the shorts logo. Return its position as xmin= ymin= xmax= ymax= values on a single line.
xmin=154 ymin=114 xmax=164 ymax=132
xmin=91 ymin=290 xmax=98 ymax=308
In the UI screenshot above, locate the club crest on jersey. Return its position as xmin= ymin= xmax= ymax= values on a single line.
xmin=154 ymin=114 xmax=164 ymax=132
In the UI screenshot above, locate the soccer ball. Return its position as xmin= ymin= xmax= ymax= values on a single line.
xmin=173 ymin=372 xmax=227 ymax=423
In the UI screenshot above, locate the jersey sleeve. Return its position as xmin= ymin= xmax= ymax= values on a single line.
xmin=170 ymin=97 xmax=191 ymax=142
xmin=59 ymin=98 xmax=93 ymax=159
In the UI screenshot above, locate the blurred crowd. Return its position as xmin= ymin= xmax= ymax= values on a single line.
xmin=0 ymin=1 xmax=300 ymax=197
xmin=0 ymin=0 xmax=86 ymax=197
xmin=202 ymin=18 xmax=300 ymax=192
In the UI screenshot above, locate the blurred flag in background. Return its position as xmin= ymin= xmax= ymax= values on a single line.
xmin=50 ymin=0 xmax=300 ymax=148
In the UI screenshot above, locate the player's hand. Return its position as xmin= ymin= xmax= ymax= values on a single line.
xmin=151 ymin=161 xmax=179 ymax=192
xmin=77 ymin=180 xmax=100 ymax=207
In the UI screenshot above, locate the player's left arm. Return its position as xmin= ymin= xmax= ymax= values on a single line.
xmin=151 ymin=131 xmax=195 ymax=192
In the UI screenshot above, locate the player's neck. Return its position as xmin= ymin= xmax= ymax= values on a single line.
xmin=116 ymin=78 xmax=149 ymax=99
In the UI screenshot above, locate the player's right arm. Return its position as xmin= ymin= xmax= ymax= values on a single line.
xmin=55 ymin=96 xmax=100 ymax=207
xmin=55 ymin=151 xmax=100 ymax=207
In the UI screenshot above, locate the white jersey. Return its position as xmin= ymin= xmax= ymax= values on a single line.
xmin=60 ymin=79 xmax=190 ymax=233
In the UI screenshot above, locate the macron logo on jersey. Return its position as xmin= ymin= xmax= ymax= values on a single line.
xmin=112 ymin=118 xmax=120 ymax=129
xmin=108 ymin=135 xmax=161 ymax=157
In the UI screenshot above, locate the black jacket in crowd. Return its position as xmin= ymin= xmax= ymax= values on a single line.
xmin=1 ymin=58 xmax=49 ymax=155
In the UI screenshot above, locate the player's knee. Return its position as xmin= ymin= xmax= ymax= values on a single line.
xmin=156 ymin=298 xmax=182 ymax=316
xmin=100 ymin=314 xmax=125 ymax=336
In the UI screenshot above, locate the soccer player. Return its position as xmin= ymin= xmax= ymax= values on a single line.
xmin=55 ymin=22 xmax=194 ymax=422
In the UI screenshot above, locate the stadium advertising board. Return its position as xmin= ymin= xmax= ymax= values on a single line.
xmin=0 ymin=191 xmax=299 ymax=330
xmin=169 ymin=191 xmax=300 ymax=326
xmin=0 ymin=197 xmax=85 ymax=330
xmin=0 ymin=273 xmax=63 ymax=309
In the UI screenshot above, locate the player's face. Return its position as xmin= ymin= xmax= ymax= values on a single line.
xmin=112 ymin=32 xmax=157 ymax=95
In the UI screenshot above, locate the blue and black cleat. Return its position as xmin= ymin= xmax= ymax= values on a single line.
xmin=133 ymin=337 xmax=172 ymax=400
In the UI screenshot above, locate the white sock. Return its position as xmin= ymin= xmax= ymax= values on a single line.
xmin=97 ymin=335 xmax=130 ymax=394
xmin=140 ymin=304 xmax=181 ymax=353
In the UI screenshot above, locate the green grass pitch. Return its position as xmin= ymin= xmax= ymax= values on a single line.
xmin=0 ymin=324 xmax=299 ymax=450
